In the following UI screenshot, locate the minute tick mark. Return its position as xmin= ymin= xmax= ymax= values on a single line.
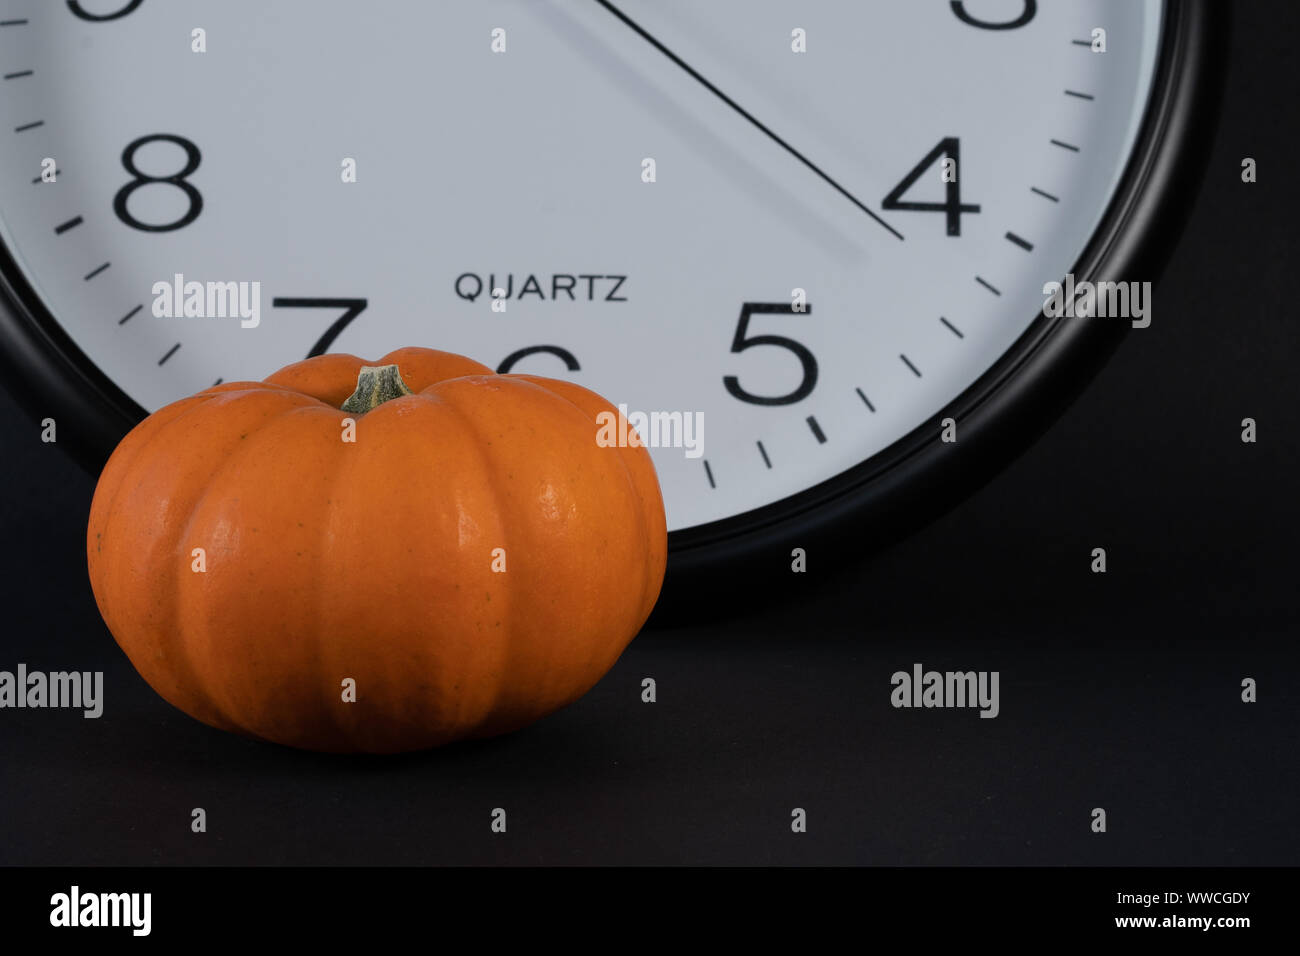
xmin=806 ymin=417 xmax=827 ymax=444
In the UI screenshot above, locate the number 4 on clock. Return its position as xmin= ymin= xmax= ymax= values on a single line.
xmin=881 ymin=137 xmax=981 ymax=237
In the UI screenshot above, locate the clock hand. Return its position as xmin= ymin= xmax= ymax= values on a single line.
xmin=591 ymin=0 xmax=904 ymax=241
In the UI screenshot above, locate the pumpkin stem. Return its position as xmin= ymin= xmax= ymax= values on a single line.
xmin=340 ymin=365 xmax=415 ymax=414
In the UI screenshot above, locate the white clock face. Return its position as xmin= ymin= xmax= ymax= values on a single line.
xmin=0 ymin=0 xmax=1161 ymax=532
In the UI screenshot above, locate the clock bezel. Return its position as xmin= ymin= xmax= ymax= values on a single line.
xmin=0 ymin=1 xmax=1226 ymax=592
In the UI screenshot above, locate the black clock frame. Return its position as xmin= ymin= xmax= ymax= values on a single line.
xmin=0 ymin=1 xmax=1227 ymax=611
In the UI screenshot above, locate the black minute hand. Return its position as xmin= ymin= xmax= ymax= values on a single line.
xmin=591 ymin=0 xmax=904 ymax=241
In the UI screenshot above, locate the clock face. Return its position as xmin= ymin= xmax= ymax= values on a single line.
xmin=0 ymin=0 xmax=1165 ymax=534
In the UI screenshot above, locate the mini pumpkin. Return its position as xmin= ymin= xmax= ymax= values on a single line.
xmin=87 ymin=347 xmax=666 ymax=753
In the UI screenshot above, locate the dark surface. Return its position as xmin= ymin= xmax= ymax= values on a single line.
xmin=1 ymin=3 xmax=1297 ymax=866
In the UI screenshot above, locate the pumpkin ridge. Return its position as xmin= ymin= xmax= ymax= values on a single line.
xmin=607 ymin=445 xmax=655 ymax=636
xmin=435 ymin=375 xmax=642 ymax=727
xmin=91 ymin=390 xmax=215 ymax=565
xmin=533 ymin=383 xmax=654 ymax=635
xmin=169 ymin=396 xmax=329 ymax=738
xmin=510 ymin=375 xmax=666 ymax=633
xmin=87 ymin=394 xmax=211 ymax=716
xmin=623 ymin=448 xmax=663 ymax=632
xmin=424 ymin=384 xmax=517 ymax=740
xmin=95 ymin=390 xmax=255 ymax=732
xmin=311 ymin=400 xmax=375 ymax=751
xmin=583 ymin=407 xmax=657 ymax=635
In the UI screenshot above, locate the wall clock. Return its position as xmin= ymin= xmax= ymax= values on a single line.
xmin=0 ymin=1 xmax=1224 ymax=586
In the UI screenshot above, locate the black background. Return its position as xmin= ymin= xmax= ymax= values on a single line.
xmin=1 ymin=2 xmax=1296 ymax=867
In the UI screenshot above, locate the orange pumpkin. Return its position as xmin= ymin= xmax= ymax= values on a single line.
xmin=87 ymin=347 xmax=666 ymax=753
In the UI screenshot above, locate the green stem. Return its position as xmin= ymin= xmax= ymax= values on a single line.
xmin=340 ymin=365 xmax=414 ymax=414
